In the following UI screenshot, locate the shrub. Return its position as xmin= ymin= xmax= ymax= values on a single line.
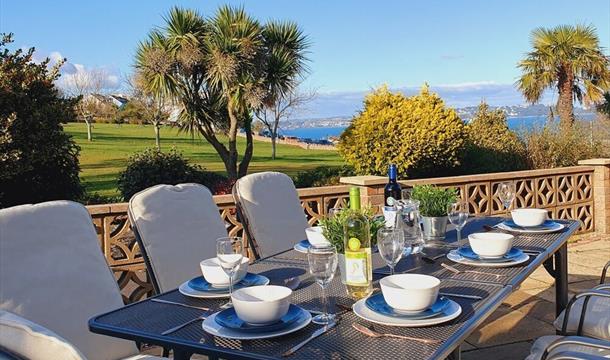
xmin=524 ymin=121 xmax=605 ymax=169
xmin=0 ymin=34 xmax=83 ymax=207
xmin=292 ymin=165 xmax=356 ymax=188
xmin=117 ymin=148 xmax=227 ymax=200
xmin=338 ymin=85 xmax=466 ymax=178
xmin=462 ymin=102 xmax=528 ymax=174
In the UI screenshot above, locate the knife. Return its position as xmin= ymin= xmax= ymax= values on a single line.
xmin=282 ymin=321 xmax=338 ymax=357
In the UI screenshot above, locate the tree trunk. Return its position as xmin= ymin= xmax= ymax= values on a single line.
xmin=85 ymin=119 xmax=92 ymax=141
xmin=226 ymin=102 xmax=240 ymax=180
xmin=238 ymin=117 xmax=254 ymax=178
xmin=271 ymin=136 xmax=277 ymax=160
xmin=154 ymin=123 xmax=161 ymax=150
xmin=557 ymin=64 xmax=575 ymax=128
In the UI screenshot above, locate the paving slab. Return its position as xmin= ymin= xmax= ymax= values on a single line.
xmin=463 ymin=341 xmax=533 ymax=360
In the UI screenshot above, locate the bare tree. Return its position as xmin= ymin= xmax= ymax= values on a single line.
xmin=126 ymin=74 xmax=169 ymax=150
xmin=256 ymin=88 xmax=316 ymax=159
xmin=63 ymin=68 xmax=113 ymax=141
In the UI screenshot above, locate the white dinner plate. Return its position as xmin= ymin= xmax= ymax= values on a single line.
xmin=447 ymin=250 xmax=530 ymax=268
xmin=202 ymin=307 xmax=312 ymax=340
xmin=352 ymin=297 xmax=461 ymax=327
xmin=495 ymin=221 xmax=565 ymax=234
xmin=178 ymin=275 xmax=270 ymax=298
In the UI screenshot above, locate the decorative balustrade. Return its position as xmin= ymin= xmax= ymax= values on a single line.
xmin=340 ymin=166 xmax=596 ymax=233
xmin=87 ymin=162 xmax=609 ymax=304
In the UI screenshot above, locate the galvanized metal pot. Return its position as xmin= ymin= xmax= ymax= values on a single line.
xmin=421 ymin=216 xmax=448 ymax=240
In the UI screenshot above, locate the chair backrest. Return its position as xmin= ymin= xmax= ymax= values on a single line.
xmin=128 ymin=183 xmax=228 ymax=293
xmin=234 ymin=172 xmax=308 ymax=258
xmin=0 ymin=310 xmax=86 ymax=360
xmin=0 ymin=201 xmax=137 ymax=360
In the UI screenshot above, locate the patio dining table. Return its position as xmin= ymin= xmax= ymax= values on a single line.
xmin=89 ymin=217 xmax=579 ymax=360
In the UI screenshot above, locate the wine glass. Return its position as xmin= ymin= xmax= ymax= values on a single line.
xmin=498 ymin=182 xmax=516 ymax=219
xmin=307 ymin=244 xmax=338 ymax=325
xmin=216 ymin=237 xmax=244 ymax=308
xmin=328 ymin=207 xmax=343 ymax=219
xmin=377 ymin=228 xmax=405 ymax=275
xmin=447 ymin=201 xmax=469 ymax=249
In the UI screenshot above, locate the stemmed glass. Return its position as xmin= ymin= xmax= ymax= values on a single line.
xmin=216 ymin=237 xmax=244 ymax=308
xmin=447 ymin=201 xmax=469 ymax=249
xmin=328 ymin=207 xmax=343 ymax=219
xmin=498 ymin=182 xmax=516 ymax=219
xmin=377 ymin=228 xmax=405 ymax=275
xmin=307 ymin=244 xmax=338 ymax=325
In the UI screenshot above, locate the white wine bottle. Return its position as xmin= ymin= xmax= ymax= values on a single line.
xmin=343 ymin=187 xmax=373 ymax=299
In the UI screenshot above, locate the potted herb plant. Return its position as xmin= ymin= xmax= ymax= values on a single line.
xmin=411 ymin=185 xmax=457 ymax=240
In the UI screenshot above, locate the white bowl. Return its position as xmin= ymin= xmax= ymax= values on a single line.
xmin=380 ymin=274 xmax=440 ymax=313
xmin=468 ymin=232 xmax=514 ymax=258
xmin=231 ymin=285 xmax=292 ymax=324
xmin=200 ymin=257 xmax=249 ymax=287
xmin=511 ymin=208 xmax=548 ymax=227
xmin=305 ymin=226 xmax=330 ymax=247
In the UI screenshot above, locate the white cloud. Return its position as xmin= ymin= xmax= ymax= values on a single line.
xmin=305 ymin=81 xmax=557 ymax=118
xmin=30 ymin=49 xmax=120 ymax=91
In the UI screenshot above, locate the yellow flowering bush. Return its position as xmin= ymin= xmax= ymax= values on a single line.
xmin=338 ymin=85 xmax=466 ymax=178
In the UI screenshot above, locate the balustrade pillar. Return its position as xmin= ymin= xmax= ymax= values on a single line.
xmin=578 ymin=158 xmax=610 ymax=234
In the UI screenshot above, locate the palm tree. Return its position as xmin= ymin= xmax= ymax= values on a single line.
xmin=135 ymin=6 xmax=309 ymax=179
xmin=517 ymin=24 xmax=610 ymax=127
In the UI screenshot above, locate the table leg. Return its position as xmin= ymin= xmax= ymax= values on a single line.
xmin=554 ymin=243 xmax=568 ymax=317
xmin=448 ymin=345 xmax=461 ymax=360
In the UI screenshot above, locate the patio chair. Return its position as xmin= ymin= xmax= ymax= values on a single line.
xmin=526 ymin=262 xmax=610 ymax=360
xmin=0 ymin=201 xmax=163 ymax=360
xmin=129 ymin=183 xmax=228 ymax=293
xmin=233 ymin=172 xmax=309 ymax=259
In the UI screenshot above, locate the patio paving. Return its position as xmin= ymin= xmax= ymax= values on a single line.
xmin=463 ymin=233 xmax=610 ymax=360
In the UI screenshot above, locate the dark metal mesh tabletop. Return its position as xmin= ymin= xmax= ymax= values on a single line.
xmin=90 ymin=217 xmax=579 ymax=360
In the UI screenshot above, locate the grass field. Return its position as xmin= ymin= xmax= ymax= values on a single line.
xmin=64 ymin=122 xmax=343 ymax=197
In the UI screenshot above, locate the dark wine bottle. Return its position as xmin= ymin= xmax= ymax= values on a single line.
xmin=383 ymin=164 xmax=401 ymax=207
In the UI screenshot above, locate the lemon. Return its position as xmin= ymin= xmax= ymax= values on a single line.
xmin=348 ymin=237 xmax=361 ymax=251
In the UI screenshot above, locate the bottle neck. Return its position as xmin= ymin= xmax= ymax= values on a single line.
xmin=388 ymin=165 xmax=397 ymax=182
xmin=349 ymin=187 xmax=361 ymax=210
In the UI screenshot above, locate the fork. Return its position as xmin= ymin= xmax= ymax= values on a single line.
xmin=161 ymin=313 xmax=210 ymax=335
xmin=441 ymin=263 xmax=506 ymax=278
xmin=352 ymin=323 xmax=440 ymax=344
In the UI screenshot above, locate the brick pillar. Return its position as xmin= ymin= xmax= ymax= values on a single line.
xmin=578 ymin=159 xmax=610 ymax=234
xmin=340 ymin=176 xmax=386 ymax=213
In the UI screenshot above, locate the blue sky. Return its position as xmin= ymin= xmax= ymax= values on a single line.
xmin=2 ymin=0 xmax=609 ymax=117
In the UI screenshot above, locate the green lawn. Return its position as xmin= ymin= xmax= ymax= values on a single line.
xmin=64 ymin=122 xmax=343 ymax=197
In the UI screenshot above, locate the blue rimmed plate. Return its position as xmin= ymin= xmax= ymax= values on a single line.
xmin=179 ymin=274 xmax=270 ymax=299
xmin=365 ymin=293 xmax=450 ymax=320
xmin=458 ymin=246 xmax=524 ymax=263
xmin=202 ymin=307 xmax=312 ymax=340
xmin=497 ymin=220 xmax=565 ymax=234
xmin=214 ymin=304 xmax=304 ymax=333
xmin=353 ymin=297 xmax=461 ymax=327
xmin=187 ymin=273 xmax=269 ymax=292
xmin=293 ymin=240 xmax=311 ymax=253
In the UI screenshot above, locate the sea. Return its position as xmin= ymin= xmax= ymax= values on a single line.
xmin=282 ymin=115 xmax=597 ymax=141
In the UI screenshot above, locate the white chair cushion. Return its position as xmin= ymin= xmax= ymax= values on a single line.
xmin=0 ymin=201 xmax=138 ymax=360
xmin=0 ymin=310 xmax=86 ymax=360
xmin=129 ymin=184 xmax=227 ymax=292
xmin=554 ymin=285 xmax=610 ymax=340
xmin=235 ymin=172 xmax=309 ymax=258
xmin=526 ymin=335 xmax=610 ymax=360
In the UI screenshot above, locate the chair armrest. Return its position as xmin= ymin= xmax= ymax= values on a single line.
xmin=543 ymin=336 xmax=610 ymax=360
xmin=596 ymin=284 xmax=610 ymax=291
xmin=560 ymin=290 xmax=610 ymax=336
xmin=602 ymin=261 xmax=610 ymax=285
